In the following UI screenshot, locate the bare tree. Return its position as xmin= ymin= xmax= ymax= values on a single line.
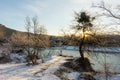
xmin=92 ymin=2 xmax=120 ymax=80
xmin=73 ymin=11 xmax=95 ymax=60
xmin=25 ymin=16 xmax=49 ymax=65
xmin=25 ymin=16 xmax=31 ymax=56
xmin=10 ymin=32 xmax=27 ymax=47
xmin=92 ymin=1 xmax=120 ymax=25
xmin=60 ymin=29 xmax=80 ymax=46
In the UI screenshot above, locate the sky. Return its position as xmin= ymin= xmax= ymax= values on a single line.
xmin=0 ymin=0 xmax=120 ymax=36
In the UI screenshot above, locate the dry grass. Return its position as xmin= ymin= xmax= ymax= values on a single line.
xmin=54 ymin=57 xmax=97 ymax=80
xmin=62 ymin=57 xmax=94 ymax=72
xmin=78 ymin=72 xmax=99 ymax=80
xmin=54 ymin=68 xmax=69 ymax=80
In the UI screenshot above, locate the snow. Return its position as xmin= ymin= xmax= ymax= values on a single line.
xmin=112 ymin=74 xmax=120 ymax=80
xmin=64 ymin=46 xmax=78 ymax=50
xmin=87 ymin=47 xmax=120 ymax=53
xmin=63 ymin=46 xmax=120 ymax=53
xmin=0 ymin=55 xmax=68 ymax=80
xmin=40 ymin=74 xmax=61 ymax=80
xmin=63 ymin=72 xmax=81 ymax=80
xmin=10 ymin=54 xmax=26 ymax=63
xmin=43 ymin=56 xmax=52 ymax=62
xmin=96 ymin=73 xmax=120 ymax=80
xmin=0 ymin=55 xmax=120 ymax=80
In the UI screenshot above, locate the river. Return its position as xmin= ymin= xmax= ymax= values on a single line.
xmin=39 ymin=47 xmax=120 ymax=73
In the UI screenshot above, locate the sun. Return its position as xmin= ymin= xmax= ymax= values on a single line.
xmin=84 ymin=30 xmax=91 ymax=38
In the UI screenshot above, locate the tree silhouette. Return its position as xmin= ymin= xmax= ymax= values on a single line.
xmin=74 ymin=11 xmax=95 ymax=59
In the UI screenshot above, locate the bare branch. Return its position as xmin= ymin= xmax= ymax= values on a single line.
xmin=93 ymin=2 xmax=120 ymax=20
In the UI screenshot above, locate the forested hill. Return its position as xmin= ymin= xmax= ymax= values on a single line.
xmin=0 ymin=24 xmax=17 ymax=38
xmin=0 ymin=23 xmax=120 ymax=47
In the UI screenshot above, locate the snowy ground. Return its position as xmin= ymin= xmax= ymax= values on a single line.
xmin=96 ymin=73 xmax=120 ymax=80
xmin=0 ymin=55 xmax=120 ymax=80
xmin=63 ymin=46 xmax=120 ymax=53
xmin=0 ymin=56 xmax=80 ymax=80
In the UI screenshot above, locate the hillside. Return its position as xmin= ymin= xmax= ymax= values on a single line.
xmin=0 ymin=24 xmax=17 ymax=38
xmin=0 ymin=24 xmax=120 ymax=46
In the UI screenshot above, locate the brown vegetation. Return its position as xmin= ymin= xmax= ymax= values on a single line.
xmin=63 ymin=57 xmax=94 ymax=72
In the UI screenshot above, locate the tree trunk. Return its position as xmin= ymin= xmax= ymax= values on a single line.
xmin=79 ymin=31 xmax=86 ymax=70
xmin=79 ymin=30 xmax=85 ymax=60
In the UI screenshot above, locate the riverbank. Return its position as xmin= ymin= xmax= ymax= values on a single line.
xmin=0 ymin=55 xmax=120 ymax=80
xmin=60 ymin=46 xmax=120 ymax=53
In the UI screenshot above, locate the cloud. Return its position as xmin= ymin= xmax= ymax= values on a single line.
xmin=70 ymin=0 xmax=95 ymax=4
xmin=71 ymin=0 xmax=120 ymax=5
xmin=24 ymin=0 xmax=47 ymax=15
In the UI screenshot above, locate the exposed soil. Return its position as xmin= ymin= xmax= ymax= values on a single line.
xmin=78 ymin=72 xmax=99 ymax=80
xmin=63 ymin=57 xmax=94 ymax=72
xmin=54 ymin=69 xmax=69 ymax=80
xmin=54 ymin=56 xmax=98 ymax=80
xmin=0 ymin=56 xmax=11 ymax=63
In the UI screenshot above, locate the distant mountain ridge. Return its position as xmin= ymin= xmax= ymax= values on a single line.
xmin=0 ymin=24 xmax=57 ymax=39
xmin=0 ymin=24 xmax=17 ymax=38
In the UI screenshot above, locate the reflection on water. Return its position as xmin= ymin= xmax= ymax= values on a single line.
xmin=40 ymin=48 xmax=120 ymax=73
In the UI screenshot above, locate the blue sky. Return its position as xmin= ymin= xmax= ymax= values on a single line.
xmin=0 ymin=0 xmax=119 ymax=35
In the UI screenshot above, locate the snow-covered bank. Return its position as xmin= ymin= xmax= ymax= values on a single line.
xmin=96 ymin=73 xmax=120 ymax=80
xmin=10 ymin=53 xmax=26 ymax=63
xmin=0 ymin=56 xmax=72 ymax=80
xmin=0 ymin=55 xmax=120 ymax=80
xmin=63 ymin=46 xmax=120 ymax=53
